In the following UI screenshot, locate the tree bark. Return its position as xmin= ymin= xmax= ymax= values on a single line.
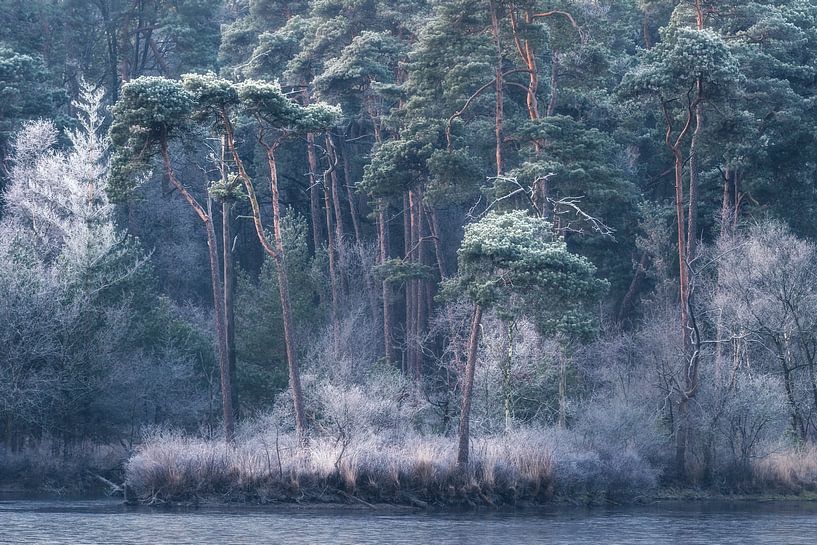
xmin=403 ymin=191 xmax=413 ymax=375
xmin=490 ymin=0 xmax=504 ymax=176
xmin=266 ymin=147 xmax=308 ymax=444
xmin=341 ymin=141 xmax=362 ymax=244
xmin=160 ymin=140 xmax=234 ymax=443
xmin=457 ymin=304 xmax=483 ymax=467
xmin=222 ymin=199 xmax=239 ymax=420
xmin=687 ymin=89 xmax=703 ymax=260
xmin=224 ymin=123 xmax=307 ymax=443
xmin=618 ymin=251 xmax=648 ymax=323
xmin=306 ymin=131 xmax=324 ymax=254
xmin=323 ymin=141 xmax=341 ymax=345
xmin=379 ymin=202 xmax=395 ymax=364
xmin=326 ymin=134 xmax=346 ymax=263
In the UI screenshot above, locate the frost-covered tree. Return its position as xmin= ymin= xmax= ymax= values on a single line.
xmin=108 ymin=75 xmax=237 ymax=442
xmin=0 ymin=81 xmax=205 ymax=447
xmin=445 ymin=210 xmax=606 ymax=465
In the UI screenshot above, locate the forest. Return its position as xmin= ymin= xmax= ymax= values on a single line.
xmin=2 ymin=0 xmax=817 ymax=505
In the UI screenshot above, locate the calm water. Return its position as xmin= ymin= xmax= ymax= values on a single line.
xmin=1 ymin=498 xmax=816 ymax=544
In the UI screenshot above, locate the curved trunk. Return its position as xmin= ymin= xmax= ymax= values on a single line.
xmin=161 ymin=141 xmax=234 ymax=443
xmin=225 ymin=124 xmax=307 ymax=443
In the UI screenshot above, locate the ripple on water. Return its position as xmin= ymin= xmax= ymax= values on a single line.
xmin=1 ymin=500 xmax=817 ymax=544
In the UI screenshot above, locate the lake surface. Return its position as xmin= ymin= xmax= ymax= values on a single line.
xmin=1 ymin=498 xmax=816 ymax=544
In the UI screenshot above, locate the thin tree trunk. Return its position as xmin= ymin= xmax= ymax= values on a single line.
xmin=558 ymin=345 xmax=567 ymax=428
xmin=415 ymin=195 xmax=428 ymax=379
xmin=721 ymin=168 xmax=732 ymax=234
xmin=161 ymin=140 xmax=234 ymax=443
xmin=547 ymin=53 xmax=559 ymax=117
xmin=379 ymin=202 xmax=394 ymax=364
xmin=457 ymin=304 xmax=483 ymax=467
xmin=502 ymin=321 xmax=515 ymax=433
xmin=307 ymin=131 xmax=323 ymax=253
xmin=205 ymin=197 xmax=235 ymax=443
xmin=267 ymin=147 xmax=308 ymax=444
xmin=323 ymin=144 xmax=341 ymax=345
xmin=426 ymin=205 xmax=447 ymax=279
xmin=221 ymin=137 xmax=239 ymax=420
xmin=341 ymin=141 xmax=362 ymax=244
xmin=687 ymin=92 xmax=703 ymax=260
xmin=224 ymin=124 xmax=307 ymax=443
xmin=222 ymin=199 xmax=239 ymax=420
xmin=490 ymin=0 xmax=504 ymax=176
xmin=403 ymin=191 xmax=413 ymax=375
xmin=407 ymin=190 xmax=420 ymax=379
xmin=642 ymin=8 xmax=652 ymax=49
xmin=618 ymin=251 xmax=648 ymax=323
xmin=327 ymin=134 xmax=346 ymax=263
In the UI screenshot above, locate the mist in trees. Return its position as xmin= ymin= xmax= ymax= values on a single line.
xmin=3 ymin=0 xmax=817 ymax=500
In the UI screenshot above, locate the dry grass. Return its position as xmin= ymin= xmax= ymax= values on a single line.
xmin=124 ymin=429 xmax=561 ymax=505
xmin=752 ymin=444 xmax=817 ymax=493
xmin=124 ymin=426 xmax=664 ymax=506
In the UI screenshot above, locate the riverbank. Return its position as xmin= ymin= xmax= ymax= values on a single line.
xmin=120 ymin=429 xmax=817 ymax=508
xmin=5 ymin=432 xmax=816 ymax=508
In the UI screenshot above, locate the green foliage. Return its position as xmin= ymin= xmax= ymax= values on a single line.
xmin=208 ymin=174 xmax=247 ymax=202
xmin=361 ymin=138 xmax=429 ymax=197
xmin=620 ymin=28 xmax=740 ymax=100
xmin=182 ymin=72 xmax=240 ymax=123
xmin=446 ymin=211 xmax=607 ymax=336
xmin=374 ymin=258 xmax=434 ymax=283
xmin=108 ymin=76 xmax=194 ymax=201
xmin=235 ymin=213 xmax=321 ymax=409
xmin=237 ymin=79 xmax=341 ymax=131
xmin=0 ymin=44 xmax=64 ymax=154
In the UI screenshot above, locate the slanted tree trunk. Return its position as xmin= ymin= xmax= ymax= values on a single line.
xmin=160 ymin=140 xmax=234 ymax=443
xmin=458 ymin=304 xmax=484 ymax=467
xmin=265 ymin=145 xmax=308 ymax=444
xmin=225 ymin=125 xmax=307 ymax=444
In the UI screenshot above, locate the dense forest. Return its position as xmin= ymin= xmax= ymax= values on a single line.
xmin=2 ymin=0 xmax=817 ymax=503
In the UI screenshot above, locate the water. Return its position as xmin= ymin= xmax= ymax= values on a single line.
xmin=1 ymin=498 xmax=816 ymax=544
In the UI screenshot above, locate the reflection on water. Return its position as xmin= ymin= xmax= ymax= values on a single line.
xmin=1 ymin=498 xmax=816 ymax=544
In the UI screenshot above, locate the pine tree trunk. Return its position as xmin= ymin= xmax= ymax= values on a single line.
xmin=222 ymin=200 xmax=239 ymax=420
xmin=490 ymin=0 xmax=504 ymax=176
xmin=307 ymin=131 xmax=323 ymax=254
xmin=342 ymin=141 xmax=362 ymax=244
xmin=205 ymin=198 xmax=235 ymax=444
xmin=457 ymin=304 xmax=483 ymax=467
xmin=160 ymin=140 xmax=234 ymax=443
xmin=323 ymin=148 xmax=341 ymax=346
xmin=225 ymin=125 xmax=307 ymax=443
xmin=403 ymin=191 xmax=413 ymax=375
xmin=267 ymin=149 xmax=308 ymax=444
xmin=379 ymin=202 xmax=394 ymax=364
xmin=327 ymin=135 xmax=346 ymax=258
